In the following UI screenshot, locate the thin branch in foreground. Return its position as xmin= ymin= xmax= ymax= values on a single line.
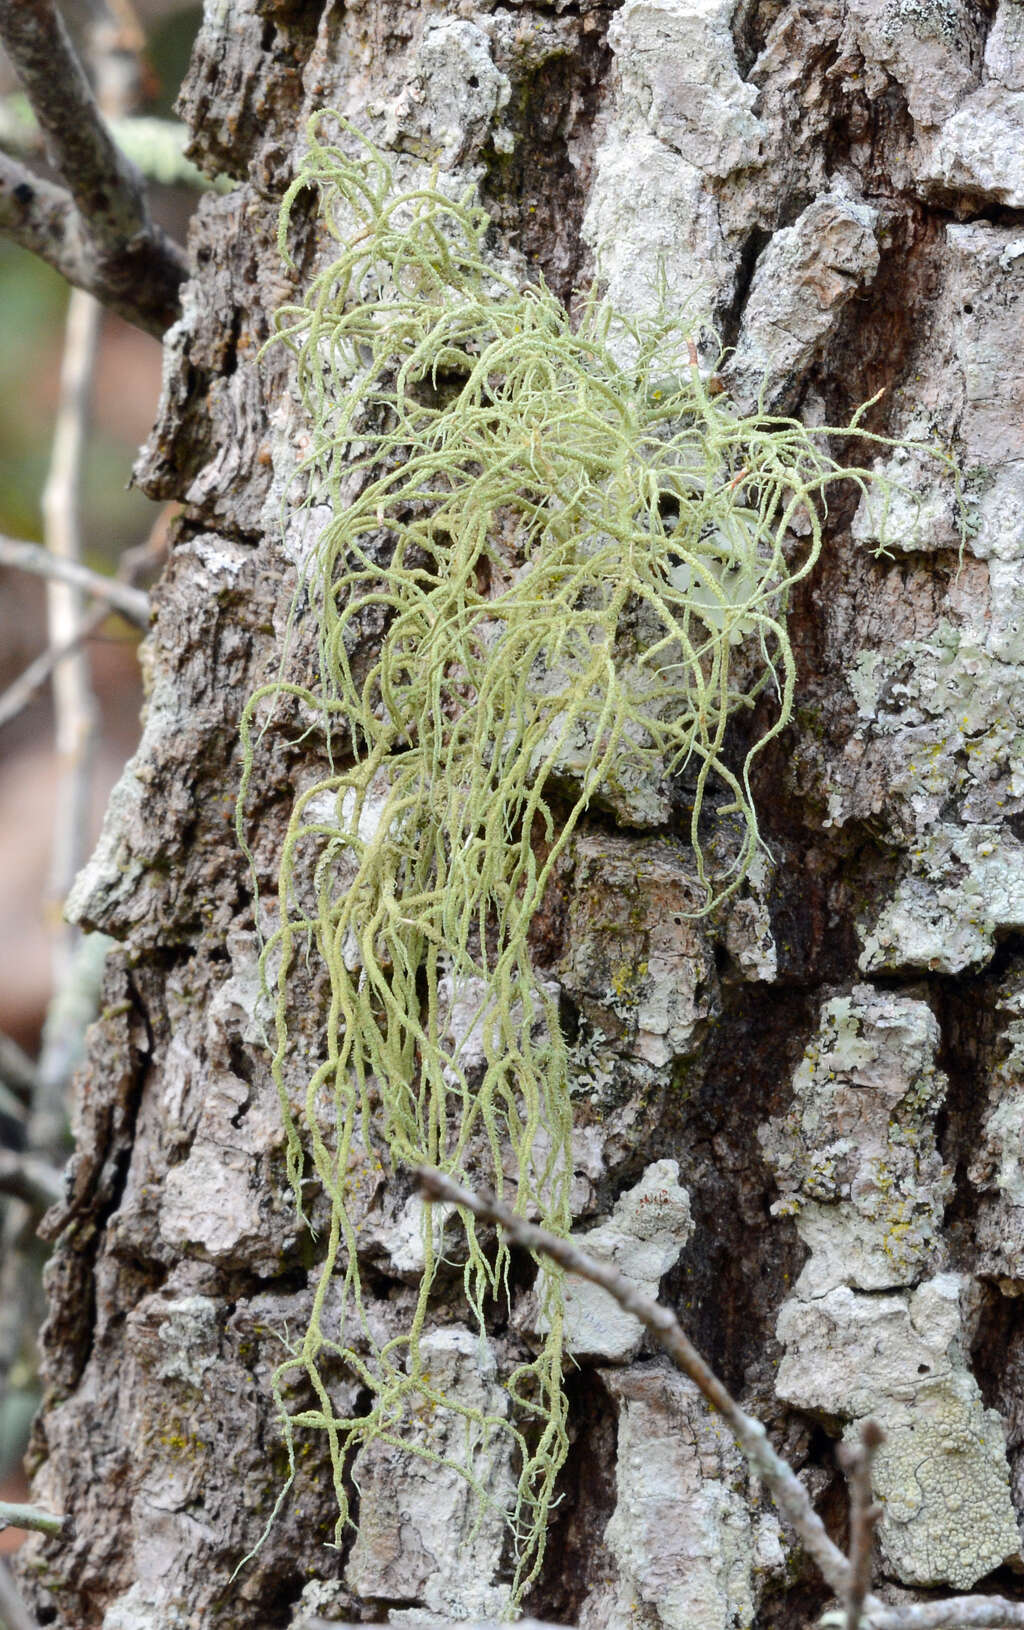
xmin=840 ymin=1420 xmax=885 ymax=1630
xmin=417 ymin=1168 xmax=1024 ymax=1630
xmin=0 ymin=1557 xmax=40 ymax=1630
xmin=0 ymin=535 xmax=150 ymax=626
xmin=866 ymin=1605 xmax=1024 ymax=1630
xmin=0 ymin=1500 xmax=68 ymax=1539
xmin=305 ymin=1623 xmax=566 ymax=1630
xmin=415 ymin=1165 xmax=855 ymax=1604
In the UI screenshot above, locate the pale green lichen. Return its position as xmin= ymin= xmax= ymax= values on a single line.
xmin=236 ymin=115 xmax=957 ymax=1601
xmin=861 ymin=1375 xmax=1021 ymax=1589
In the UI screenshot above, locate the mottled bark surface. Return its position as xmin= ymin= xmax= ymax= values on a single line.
xmin=16 ymin=2 xmax=1024 ymax=1626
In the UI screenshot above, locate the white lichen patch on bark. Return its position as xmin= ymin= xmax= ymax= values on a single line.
xmin=861 ymin=1367 xmax=1022 ymax=1590
xmin=915 ymin=0 xmax=1024 ymax=205
xmin=852 ymin=222 xmax=1024 ymax=561
xmin=766 ymin=988 xmax=1020 ymax=1588
xmin=860 ymin=824 xmax=1024 ymax=976
xmin=579 ymin=1364 xmax=770 ymax=1630
xmin=837 ymin=0 xmax=983 ymax=125
xmin=344 ymin=1328 xmax=516 ymax=1624
xmin=761 ymin=986 xmax=950 ymax=1296
xmin=826 ymin=225 xmax=1024 ymax=976
xmin=968 ymin=965 xmax=1024 ymax=1289
xmin=381 ymin=19 xmax=511 ymax=168
xmin=529 ymin=1160 xmax=693 ymax=1362
xmin=725 ymin=192 xmax=880 ymax=411
xmin=582 ymin=0 xmax=760 ymax=322
xmin=560 ymin=835 xmax=720 ymax=1075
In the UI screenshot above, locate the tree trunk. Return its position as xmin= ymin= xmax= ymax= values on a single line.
xmin=17 ymin=2 xmax=1024 ymax=1627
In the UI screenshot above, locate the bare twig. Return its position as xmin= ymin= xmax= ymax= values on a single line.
xmin=0 ymin=1032 xmax=38 ymax=1101
xmin=0 ymin=1557 xmax=40 ymax=1630
xmin=304 ymin=1623 xmax=565 ymax=1630
xmin=0 ymin=512 xmax=168 ymax=734
xmin=0 ymin=1149 xmax=64 ymax=1210
xmin=415 ymin=1165 xmax=856 ymax=1603
xmin=0 ymin=600 xmax=109 ymax=734
xmin=0 ymin=1081 xmax=27 ymax=1125
xmin=0 ymin=1500 xmax=67 ymax=1539
xmin=417 ymin=1169 xmax=1024 ymax=1630
xmin=0 ymin=1030 xmax=33 ymax=1124
xmin=0 ymin=0 xmax=187 ymax=334
xmin=866 ymin=1604 xmax=1024 ymax=1630
xmin=840 ymin=1420 xmax=885 ymax=1630
xmin=40 ymin=283 xmax=101 ymax=1047
xmin=0 ymin=536 xmax=150 ymax=626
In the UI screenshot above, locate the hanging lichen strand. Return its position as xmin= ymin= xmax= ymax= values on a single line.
xmin=237 ymin=115 xmax=945 ymax=1604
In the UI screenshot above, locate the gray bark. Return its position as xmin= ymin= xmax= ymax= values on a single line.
xmin=15 ymin=2 xmax=1024 ymax=1627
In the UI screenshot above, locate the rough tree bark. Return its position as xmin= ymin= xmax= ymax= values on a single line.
xmin=14 ymin=1 xmax=1024 ymax=1627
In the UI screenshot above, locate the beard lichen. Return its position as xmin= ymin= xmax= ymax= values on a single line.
xmin=236 ymin=113 xmax=955 ymax=1606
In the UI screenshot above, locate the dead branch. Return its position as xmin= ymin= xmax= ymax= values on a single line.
xmin=415 ymin=1164 xmax=855 ymax=1603
xmin=0 ymin=536 xmax=150 ymax=626
xmin=0 ymin=1500 xmax=68 ymax=1539
xmin=0 ymin=0 xmax=186 ymax=333
xmin=840 ymin=1420 xmax=885 ymax=1630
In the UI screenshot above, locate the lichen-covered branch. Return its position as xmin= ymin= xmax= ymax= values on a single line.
xmin=0 ymin=94 xmax=226 ymax=191
xmin=0 ymin=150 xmax=183 ymax=335
xmin=416 ymin=1165 xmax=856 ymax=1603
xmin=0 ymin=1500 xmax=68 ymax=1539
xmin=0 ymin=0 xmax=186 ymax=333
xmin=1 ymin=0 xmax=158 ymax=249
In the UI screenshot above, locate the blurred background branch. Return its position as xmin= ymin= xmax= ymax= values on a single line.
xmin=0 ymin=0 xmax=187 ymax=333
xmin=0 ymin=537 xmax=150 ymax=625
xmin=0 ymin=91 xmax=222 ymax=190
